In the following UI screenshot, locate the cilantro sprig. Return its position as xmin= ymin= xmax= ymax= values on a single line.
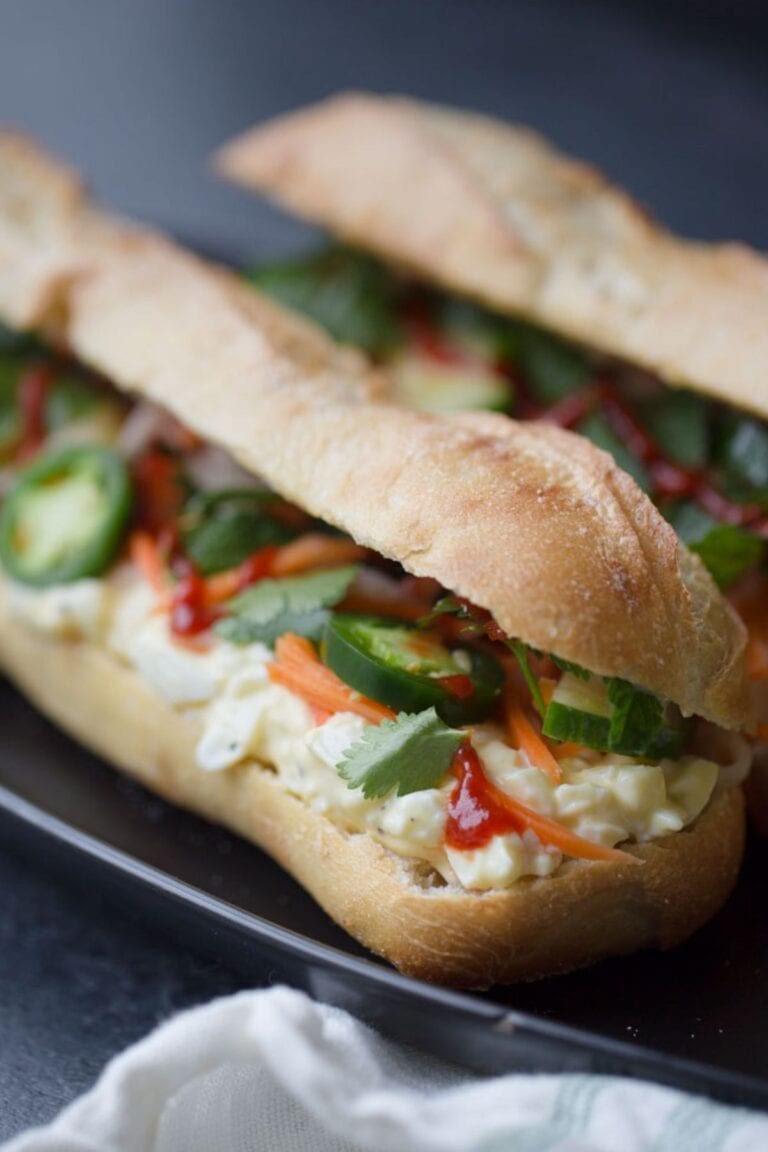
xmin=215 ymin=565 xmax=358 ymax=646
xmin=337 ymin=707 xmax=463 ymax=799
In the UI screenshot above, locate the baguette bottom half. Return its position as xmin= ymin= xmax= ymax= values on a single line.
xmin=0 ymin=612 xmax=745 ymax=989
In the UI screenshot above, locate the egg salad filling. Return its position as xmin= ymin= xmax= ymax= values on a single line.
xmin=0 ymin=330 xmax=745 ymax=891
xmin=3 ymin=571 xmax=721 ymax=889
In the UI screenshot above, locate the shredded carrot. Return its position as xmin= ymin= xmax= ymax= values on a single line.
xmin=503 ymin=687 xmax=562 ymax=784
xmin=274 ymin=633 xmax=323 ymax=668
xmin=551 ymin=741 xmax=585 ymax=760
xmin=747 ymin=637 xmax=768 ymax=683
xmin=538 ymin=677 xmax=557 ymax=706
xmin=130 ymin=532 xmax=169 ymax=599
xmin=204 ymin=569 xmax=252 ymax=606
xmin=203 ymin=546 xmax=278 ymax=606
xmin=271 ymin=534 xmax=370 ymax=577
xmin=268 ymin=633 xmax=395 ymax=724
xmin=485 ymin=773 xmax=637 ymax=864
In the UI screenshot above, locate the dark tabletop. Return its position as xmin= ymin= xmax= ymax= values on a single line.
xmin=1 ymin=0 xmax=768 ymax=1138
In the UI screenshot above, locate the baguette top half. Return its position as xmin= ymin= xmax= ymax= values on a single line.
xmin=0 ymin=132 xmax=749 ymax=729
xmin=216 ymin=92 xmax=768 ymax=422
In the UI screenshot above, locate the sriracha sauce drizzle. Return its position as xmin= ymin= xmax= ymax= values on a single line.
xmin=17 ymin=364 xmax=53 ymax=459
xmin=445 ymin=742 xmax=521 ymax=850
xmin=169 ymin=557 xmax=219 ymax=637
xmin=412 ymin=309 xmax=768 ymax=539
xmin=168 ymin=546 xmax=278 ymax=638
xmin=438 ymin=674 xmax=475 ymax=701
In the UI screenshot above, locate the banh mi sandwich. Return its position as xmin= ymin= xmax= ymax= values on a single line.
xmin=0 ymin=132 xmax=751 ymax=990
xmin=217 ymin=95 xmax=768 ymax=768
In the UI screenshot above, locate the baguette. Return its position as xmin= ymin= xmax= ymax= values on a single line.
xmin=0 ymin=133 xmax=748 ymax=726
xmin=217 ymin=95 xmax=768 ymax=841
xmin=0 ymin=133 xmax=749 ymax=984
xmin=216 ymin=92 xmax=768 ymax=420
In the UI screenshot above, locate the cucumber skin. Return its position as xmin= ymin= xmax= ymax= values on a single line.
xmin=543 ymin=701 xmax=687 ymax=760
xmin=542 ymin=702 xmax=611 ymax=750
xmin=324 ymin=617 xmax=445 ymax=716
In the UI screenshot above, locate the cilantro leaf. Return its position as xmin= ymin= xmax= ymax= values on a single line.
xmin=337 ymin=707 xmax=463 ymax=799
xmin=215 ymin=565 xmax=358 ymax=646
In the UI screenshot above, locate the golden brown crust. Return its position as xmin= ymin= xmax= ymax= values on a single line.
xmin=0 ymin=605 xmax=745 ymax=987
xmin=0 ymin=132 xmax=749 ymax=728
xmin=217 ymin=92 xmax=768 ymax=422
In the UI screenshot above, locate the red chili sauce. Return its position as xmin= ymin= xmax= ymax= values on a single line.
xmin=17 ymin=364 xmax=54 ymax=459
xmin=445 ymin=741 xmax=521 ymax=850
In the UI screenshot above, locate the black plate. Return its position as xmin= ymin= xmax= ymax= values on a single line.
xmin=1 ymin=678 xmax=767 ymax=1109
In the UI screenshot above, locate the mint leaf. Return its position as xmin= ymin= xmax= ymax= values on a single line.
xmin=518 ymin=329 xmax=591 ymax=404
xmin=577 ymin=411 xmax=651 ymax=492
xmin=639 ymin=391 xmax=710 ymax=470
xmin=507 ymin=640 xmax=546 ymax=717
xmin=435 ymin=297 xmax=520 ymax=361
xmin=716 ymin=414 xmax=768 ymax=498
xmin=550 ymin=655 xmax=591 ymax=681
xmin=181 ymin=489 xmax=292 ymax=576
xmin=337 ymin=707 xmax=463 ymax=799
xmin=689 ymin=525 xmax=764 ymax=590
xmin=606 ymin=677 xmax=663 ymax=756
xmin=666 ymin=501 xmax=764 ymax=589
xmin=215 ymin=565 xmax=358 ymax=646
xmin=246 ymin=245 xmax=401 ymax=355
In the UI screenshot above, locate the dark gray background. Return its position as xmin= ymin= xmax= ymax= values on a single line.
xmin=1 ymin=0 xmax=767 ymax=1139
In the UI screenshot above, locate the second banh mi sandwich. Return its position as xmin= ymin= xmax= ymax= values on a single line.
xmin=217 ymin=93 xmax=768 ymax=827
xmin=0 ymin=131 xmax=750 ymax=990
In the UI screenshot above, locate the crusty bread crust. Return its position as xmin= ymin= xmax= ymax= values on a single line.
xmin=0 ymin=132 xmax=749 ymax=728
xmin=0 ymin=603 xmax=745 ymax=987
xmin=217 ymin=92 xmax=768 ymax=422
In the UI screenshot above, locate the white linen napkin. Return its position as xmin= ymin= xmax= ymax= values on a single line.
xmin=3 ymin=985 xmax=767 ymax=1152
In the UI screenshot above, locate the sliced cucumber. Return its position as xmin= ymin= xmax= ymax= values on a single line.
xmin=542 ymin=673 xmax=612 ymax=748
xmin=542 ymin=672 xmax=689 ymax=759
xmin=323 ymin=615 xmax=504 ymax=724
xmin=390 ymin=350 xmax=512 ymax=414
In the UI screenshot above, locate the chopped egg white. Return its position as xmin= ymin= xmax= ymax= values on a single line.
xmin=124 ymin=614 xmax=272 ymax=706
xmin=1 ymin=569 xmax=724 ymax=891
xmin=447 ymin=831 xmax=561 ymax=889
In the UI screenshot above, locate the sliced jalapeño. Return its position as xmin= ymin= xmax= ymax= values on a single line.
xmin=323 ymin=615 xmax=504 ymax=724
xmin=0 ymin=444 xmax=133 ymax=585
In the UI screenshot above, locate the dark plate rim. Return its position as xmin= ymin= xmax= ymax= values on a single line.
xmin=2 ymin=776 xmax=767 ymax=1111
